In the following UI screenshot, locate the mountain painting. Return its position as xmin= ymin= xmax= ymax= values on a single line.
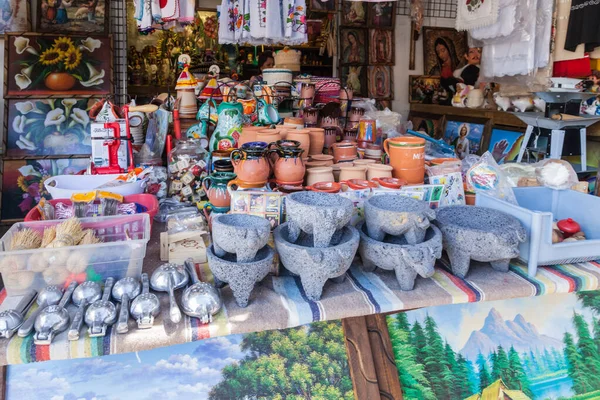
xmin=386 ymin=290 xmax=600 ymax=400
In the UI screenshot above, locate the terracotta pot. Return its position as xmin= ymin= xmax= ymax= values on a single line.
xmin=305 ymin=160 xmax=330 ymax=169
xmin=283 ymin=117 xmax=304 ymax=129
xmin=230 ymin=147 xmax=271 ymax=185
xmin=269 ymin=146 xmax=306 ymax=185
xmin=383 ymin=137 xmax=426 ymax=184
xmin=202 ymin=172 xmax=237 ymax=208
xmin=331 ymin=162 xmax=354 ymax=182
xmin=305 ymin=167 xmax=335 ymax=186
xmin=307 ymin=128 xmax=325 ymax=155
xmin=341 ymin=179 xmax=378 ymax=191
xmin=323 ymin=127 xmax=339 ymax=151
xmin=372 ymin=177 xmax=407 ymax=190
xmin=309 ymin=154 xmax=334 ymax=166
xmin=285 ymin=129 xmax=311 ymax=159
xmin=354 ymin=159 xmax=377 ymax=166
xmin=238 ymin=126 xmax=264 ymax=147
xmin=338 ymin=165 xmax=367 ymax=181
xmin=343 ymin=130 xmax=358 ymax=142
xmin=45 ymin=72 xmax=77 ymax=91
xmin=331 ymin=141 xmax=358 ymax=163
xmin=303 ymin=107 xmax=319 ymax=127
xmin=465 ymin=193 xmax=476 ymax=206
xmin=367 ymin=164 xmax=393 ymax=180
xmin=349 ymin=107 xmax=365 ymax=122
xmin=306 ymin=181 xmax=341 ymax=193
xmin=256 ymin=130 xmax=282 ymax=145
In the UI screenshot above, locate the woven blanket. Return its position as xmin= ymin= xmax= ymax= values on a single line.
xmin=0 ymin=256 xmax=599 ymax=365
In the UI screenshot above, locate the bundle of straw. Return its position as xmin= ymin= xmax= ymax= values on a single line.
xmin=41 ymin=226 xmax=57 ymax=248
xmin=10 ymin=229 xmax=42 ymax=250
xmin=47 ymin=218 xmax=84 ymax=248
xmin=78 ymin=229 xmax=102 ymax=245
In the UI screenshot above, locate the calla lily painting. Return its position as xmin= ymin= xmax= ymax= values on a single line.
xmin=5 ymin=34 xmax=112 ymax=97
xmin=6 ymin=98 xmax=100 ymax=156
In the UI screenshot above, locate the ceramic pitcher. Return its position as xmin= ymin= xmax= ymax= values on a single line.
xmin=210 ymin=101 xmax=243 ymax=151
xmin=230 ymin=144 xmax=271 ymax=186
xmin=269 ymin=142 xmax=306 ymax=185
xmin=202 ymin=172 xmax=237 ymax=209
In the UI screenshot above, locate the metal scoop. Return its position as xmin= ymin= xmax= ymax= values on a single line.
xmin=182 ymin=259 xmax=222 ymax=324
xmin=112 ymin=277 xmax=141 ymax=334
xmin=33 ymin=282 xmax=77 ymax=345
xmin=85 ymin=278 xmax=117 ymax=337
xmin=0 ymin=290 xmax=37 ymax=339
xmin=130 ymin=273 xmax=160 ymax=329
xmin=68 ymin=281 xmax=102 ymax=341
xmin=151 ymin=263 xmax=188 ymax=324
xmin=18 ymin=285 xmax=62 ymax=337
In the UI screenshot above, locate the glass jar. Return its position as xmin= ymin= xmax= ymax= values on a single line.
xmin=167 ymin=139 xmax=210 ymax=202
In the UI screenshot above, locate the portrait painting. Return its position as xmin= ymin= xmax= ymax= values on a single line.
xmin=368 ymin=66 xmax=393 ymax=99
xmin=443 ymin=120 xmax=485 ymax=159
xmin=408 ymin=114 xmax=443 ymax=138
xmin=423 ymin=27 xmax=468 ymax=78
xmin=5 ymin=34 xmax=112 ymax=97
xmin=1 ymin=158 xmax=89 ymax=221
xmin=340 ymin=28 xmax=367 ymax=65
xmin=488 ymin=128 xmax=526 ymax=164
xmin=368 ymin=2 xmax=395 ymax=28
xmin=309 ymin=0 xmax=337 ymax=13
xmin=342 ymin=1 xmax=367 ymax=26
xmin=341 ymin=66 xmax=368 ymax=97
xmin=369 ymin=29 xmax=394 ymax=65
xmin=6 ymin=98 xmax=99 ymax=157
xmin=0 ymin=0 xmax=30 ymax=34
xmin=409 ymin=75 xmax=449 ymax=104
xmin=37 ymin=0 xmax=108 ymax=34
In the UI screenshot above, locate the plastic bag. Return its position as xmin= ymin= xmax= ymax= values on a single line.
xmin=166 ymin=209 xmax=207 ymax=234
xmin=535 ymin=159 xmax=579 ymax=190
xmin=466 ymin=152 xmax=517 ymax=204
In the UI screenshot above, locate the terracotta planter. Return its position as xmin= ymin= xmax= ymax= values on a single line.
xmin=366 ymin=164 xmax=393 ymax=180
xmin=307 ymin=128 xmax=325 ymax=155
xmin=338 ymin=165 xmax=367 ymax=181
xmin=383 ymin=136 xmax=426 ymax=184
xmin=256 ymin=130 xmax=282 ymax=145
xmin=372 ymin=177 xmax=407 ymax=190
xmin=306 ymin=181 xmax=341 ymax=193
xmin=285 ymin=129 xmax=311 ymax=159
xmin=45 ymin=72 xmax=77 ymax=91
xmin=283 ymin=117 xmax=304 ymax=129
xmin=230 ymin=146 xmax=271 ymax=186
xmin=331 ymin=141 xmax=358 ymax=163
xmin=305 ymin=167 xmax=334 ymax=186
xmin=309 ymin=154 xmax=334 ymax=166
xmin=465 ymin=193 xmax=476 ymax=206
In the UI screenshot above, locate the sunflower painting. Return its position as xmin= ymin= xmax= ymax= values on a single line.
xmin=5 ymin=34 xmax=112 ymax=97
xmin=6 ymin=98 xmax=100 ymax=157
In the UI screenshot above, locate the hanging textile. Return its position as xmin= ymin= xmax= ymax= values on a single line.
xmin=564 ymin=0 xmax=600 ymax=52
xmin=469 ymin=0 xmax=517 ymax=41
xmin=554 ymin=0 xmax=585 ymax=61
xmin=455 ymin=0 xmax=499 ymax=31
xmin=179 ymin=0 xmax=196 ymax=23
xmin=160 ymin=0 xmax=179 ymax=22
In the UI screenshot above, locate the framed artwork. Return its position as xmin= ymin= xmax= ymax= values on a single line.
xmin=488 ymin=127 xmax=526 ymax=164
xmin=37 ymin=0 xmax=109 ymax=35
xmin=340 ymin=28 xmax=368 ymax=65
xmin=368 ymin=66 xmax=393 ymax=99
xmin=442 ymin=119 xmax=489 ymax=159
xmin=368 ymin=2 xmax=395 ymax=28
xmin=0 ymin=0 xmax=30 ymax=33
xmin=408 ymin=112 xmax=445 ymax=139
xmin=409 ymin=75 xmax=447 ymax=104
xmin=369 ymin=29 xmax=394 ymax=65
xmin=422 ymin=27 xmax=468 ymax=78
xmin=342 ymin=1 xmax=367 ymax=26
xmin=1 ymin=158 xmax=89 ymax=221
xmin=5 ymin=33 xmax=113 ymax=98
xmin=5 ymin=98 xmax=100 ymax=157
xmin=309 ymin=0 xmax=337 ymax=13
xmin=340 ymin=66 xmax=368 ymax=97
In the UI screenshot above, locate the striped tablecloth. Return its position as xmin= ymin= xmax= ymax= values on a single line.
xmin=0 ymin=258 xmax=598 ymax=365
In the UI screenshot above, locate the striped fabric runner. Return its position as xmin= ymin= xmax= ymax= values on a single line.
xmin=1 ymin=259 xmax=599 ymax=365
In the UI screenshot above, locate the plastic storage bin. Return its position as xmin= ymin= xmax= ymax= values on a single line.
xmin=476 ymin=187 xmax=600 ymax=277
xmin=44 ymin=174 xmax=145 ymax=199
xmin=0 ymin=214 xmax=150 ymax=295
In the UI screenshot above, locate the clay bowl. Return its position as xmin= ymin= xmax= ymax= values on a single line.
xmin=306 ymin=181 xmax=342 ymax=193
xmin=274 ymin=222 xmax=359 ymax=301
xmin=372 ymin=177 xmax=407 ymax=190
xmin=211 ymin=214 xmax=271 ymax=263
xmin=340 ymin=179 xmax=378 ymax=191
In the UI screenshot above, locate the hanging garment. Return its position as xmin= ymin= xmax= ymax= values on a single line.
xmin=160 ymin=0 xmax=179 ymax=22
xmin=179 ymin=0 xmax=195 ymax=23
xmin=281 ymin=0 xmax=307 ymax=45
xmin=265 ymin=0 xmax=284 ymax=44
xmin=554 ymin=0 xmax=585 ymax=61
xmin=218 ymin=3 xmax=235 ymax=44
xmin=534 ymin=0 xmax=553 ymax=69
xmin=553 ymin=56 xmax=591 ymax=77
xmin=470 ymin=0 xmax=517 ymax=41
xmin=456 ymin=0 xmax=499 ymax=31
xmin=150 ymin=0 xmax=162 ymax=21
xmin=249 ymin=0 xmax=268 ymax=43
xmin=136 ymin=0 xmax=154 ymax=33
xmin=565 ymin=0 xmax=600 ymax=52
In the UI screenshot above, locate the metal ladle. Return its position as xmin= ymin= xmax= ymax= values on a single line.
xmin=68 ymin=281 xmax=102 ymax=341
xmin=112 ymin=277 xmax=141 ymax=334
xmin=18 ymin=285 xmax=63 ymax=337
xmin=150 ymin=263 xmax=188 ymax=324
xmin=0 ymin=290 xmax=37 ymax=339
xmin=33 ymin=281 xmax=77 ymax=345
xmin=85 ymin=278 xmax=117 ymax=337
xmin=130 ymin=273 xmax=160 ymax=329
xmin=182 ymin=259 xmax=222 ymax=324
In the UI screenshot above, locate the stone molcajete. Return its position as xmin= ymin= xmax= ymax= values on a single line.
xmin=274 ymin=223 xmax=359 ymax=301
xmin=211 ymin=214 xmax=271 ymax=263
xmin=358 ymin=222 xmax=442 ymax=291
xmin=365 ymin=194 xmax=435 ymax=245
xmin=434 ymin=206 xmax=527 ymax=278
xmin=207 ymin=245 xmax=274 ymax=308
xmin=285 ymin=192 xmax=353 ymax=248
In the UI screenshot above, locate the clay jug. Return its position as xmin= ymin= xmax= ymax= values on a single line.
xmin=338 ymin=165 xmax=367 ymax=181
xmin=383 ymin=136 xmax=425 ymax=184
xmin=307 ymin=128 xmax=325 ymax=155
xmin=202 ymin=172 xmax=237 ymax=208
xmin=230 ymin=144 xmax=271 ymax=186
xmin=210 ymin=101 xmax=243 ymax=151
xmin=366 ymin=164 xmax=393 ymax=180
xmin=331 ymin=141 xmax=358 ymax=163
xmin=305 ymin=167 xmax=335 ymax=186
xmin=285 ymin=129 xmax=311 ymax=159
xmin=269 ymin=145 xmax=306 ymax=185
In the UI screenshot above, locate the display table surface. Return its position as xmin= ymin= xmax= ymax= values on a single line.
xmin=0 ymin=226 xmax=599 ymax=365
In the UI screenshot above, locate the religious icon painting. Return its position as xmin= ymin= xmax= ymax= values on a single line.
xmin=368 ymin=2 xmax=395 ymax=28
xmin=340 ymin=28 xmax=368 ymax=65
xmin=368 ymin=66 xmax=393 ymax=99
xmin=340 ymin=66 xmax=368 ymax=97
xmin=342 ymin=1 xmax=367 ymax=26
xmin=369 ymin=29 xmax=394 ymax=65
xmin=0 ymin=0 xmax=30 ymax=33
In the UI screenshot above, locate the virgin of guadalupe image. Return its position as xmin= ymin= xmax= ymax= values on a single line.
xmin=343 ymin=31 xmax=366 ymax=64
xmin=428 ymin=36 xmax=461 ymax=104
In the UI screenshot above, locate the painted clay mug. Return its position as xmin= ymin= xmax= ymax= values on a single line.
xmin=202 ymin=172 xmax=237 ymax=209
xmin=303 ymin=108 xmax=320 ymax=127
xmin=210 ymin=101 xmax=243 ymax=151
xmin=383 ymin=136 xmax=425 ymax=184
xmin=257 ymin=99 xmax=280 ymax=125
xmin=230 ymin=144 xmax=271 ymax=186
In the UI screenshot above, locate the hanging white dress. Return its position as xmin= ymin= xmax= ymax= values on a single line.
xmin=281 ymin=0 xmax=307 ymax=45
xmin=160 ymin=0 xmax=179 ymax=22
xmin=136 ymin=0 xmax=154 ymax=33
xmin=249 ymin=0 xmax=268 ymax=43
xmin=179 ymin=0 xmax=196 ymax=23
xmin=218 ymin=2 xmax=236 ymax=44
xmin=265 ymin=0 xmax=284 ymax=44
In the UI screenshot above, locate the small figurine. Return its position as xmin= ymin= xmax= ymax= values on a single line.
xmin=175 ymin=55 xmax=198 ymax=119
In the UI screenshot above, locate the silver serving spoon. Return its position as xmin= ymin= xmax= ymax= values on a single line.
xmin=85 ymin=278 xmax=117 ymax=337
xmin=0 ymin=290 xmax=37 ymax=339
xmin=130 ymin=273 xmax=160 ymax=329
xmin=33 ymin=281 xmax=77 ymax=345
xmin=150 ymin=263 xmax=188 ymax=324
xmin=182 ymin=259 xmax=222 ymax=324
xmin=18 ymin=285 xmax=63 ymax=337
xmin=68 ymin=281 xmax=102 ymax=341
xmin=112 ymin=277 xmax=141 ymax=334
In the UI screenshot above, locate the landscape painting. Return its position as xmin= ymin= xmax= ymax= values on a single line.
xmin=387 ymin=290 xmax=600 ymax=400
xmin=38 ymin=0 xmax=108 ymax=35
xmin=6 ymin=321 xmax=354 ymax=400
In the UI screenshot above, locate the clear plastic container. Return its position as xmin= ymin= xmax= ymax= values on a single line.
xmin=168 ymin=139 xmax=210 ymax=202
xmin=0 ymin=214 xmax=150 ymax=295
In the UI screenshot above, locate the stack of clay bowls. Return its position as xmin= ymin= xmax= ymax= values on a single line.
xmin=358 ymin=194 xmax=442 ymax=290
xmin=207 ymin=214 xmax=273 ymax=307
xmin=274 ymin=192 xmax=359 ymax=301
